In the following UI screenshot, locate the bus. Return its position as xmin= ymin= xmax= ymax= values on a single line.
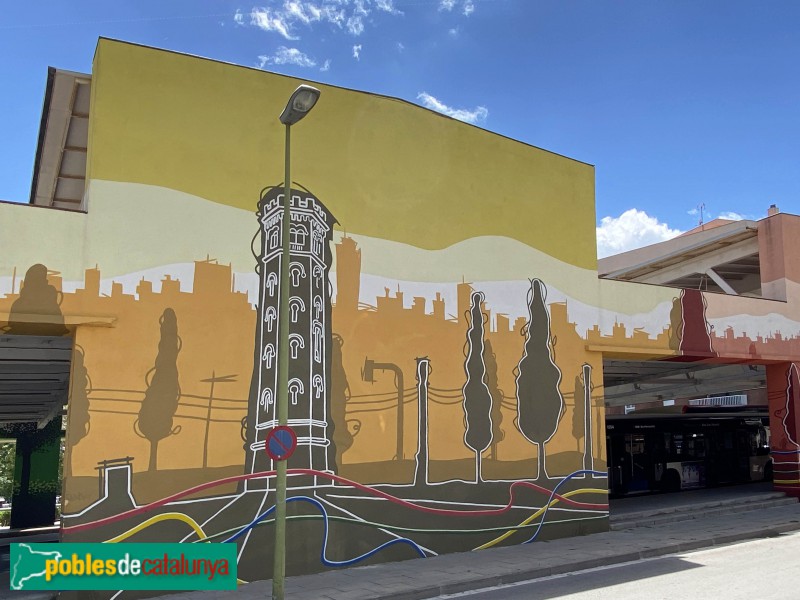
xmin=606 ymin=407 xmax=772 ymax=495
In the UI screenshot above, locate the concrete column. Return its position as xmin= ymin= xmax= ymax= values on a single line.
xmin=766 ymin=362 xmax=800 ymax=497
xmin=758 ymin=214 xmax=800 ymax=301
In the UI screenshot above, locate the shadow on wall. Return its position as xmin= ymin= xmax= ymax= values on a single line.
xmin=4 ymin=264 xmax=69 ymax=336
xmin=134 ymin=308 xmax=182 ymax=472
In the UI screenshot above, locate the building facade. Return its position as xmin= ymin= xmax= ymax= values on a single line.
xmin=1 ymin=38 xmax=800 ymax=594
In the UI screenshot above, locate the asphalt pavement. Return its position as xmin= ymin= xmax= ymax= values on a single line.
xmin=436 ymin=531 xmax=800 ymax=599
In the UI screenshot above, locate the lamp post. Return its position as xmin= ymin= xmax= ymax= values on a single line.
xmin=273 ymin=84 xmax=320 ymax=600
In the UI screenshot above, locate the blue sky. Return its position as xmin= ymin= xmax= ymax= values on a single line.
xmin=1 ymin=1 xmax=799 ymax=256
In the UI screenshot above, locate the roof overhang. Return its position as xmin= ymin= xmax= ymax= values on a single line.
xmin=0 ymin=335 xmax=72 ymax=427
xmin=30 ymin=68 xmax=91 ymax=211
xmin=599 ymin=220 xmax=759 ymax=281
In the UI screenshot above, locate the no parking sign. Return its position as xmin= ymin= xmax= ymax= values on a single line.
xmin=265 ymin=426 xmax=297 ymax=462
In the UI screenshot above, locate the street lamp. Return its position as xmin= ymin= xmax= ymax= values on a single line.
xmin=273 ymin=84 xmax=320 ymax=600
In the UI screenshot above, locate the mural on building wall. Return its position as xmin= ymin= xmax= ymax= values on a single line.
xmin=0 ymin=188 xmax=619 ymax=588
xmin=5 ymin=196 xmax=800 ymax=593
xmin=4 ymin=38 xmax=800 ymax=597
xmin=5 ymin=199 xmax=800 ymax=591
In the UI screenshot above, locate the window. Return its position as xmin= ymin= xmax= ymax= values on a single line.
xmin=290 ymin=224 xmax=307 ymax=250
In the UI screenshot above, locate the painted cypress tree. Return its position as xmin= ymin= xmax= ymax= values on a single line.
xmin=462 ymin=291 xmax=493 ymax=482
xmin=515 ymin=279 xmax=564 ymax=480
xmin=330 ymin=333 xmax=352 ymax=472
xmin=135 ymin=308 xmax=182 ymax=472
xmin=484 ymin=339 xmax=505 ymax=461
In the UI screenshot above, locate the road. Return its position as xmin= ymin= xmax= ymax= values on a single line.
xmin=437 ymin=531 xmax=800 ymax=599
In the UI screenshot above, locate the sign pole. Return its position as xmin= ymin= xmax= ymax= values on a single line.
xmin=272 ymin=123 xmax=292 ymax=600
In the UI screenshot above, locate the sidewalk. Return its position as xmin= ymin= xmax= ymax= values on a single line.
xmin=167 ymin=495 xmax=800 ymax=600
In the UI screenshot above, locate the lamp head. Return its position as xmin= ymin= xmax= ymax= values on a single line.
xmin=279 ymin=84 xmax=321 ymax=125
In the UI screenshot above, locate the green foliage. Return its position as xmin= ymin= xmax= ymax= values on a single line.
xmin=0 ymin=510 xmax=9 ymax=527
xmin=0 ymin=443 xmax=15 ymax=499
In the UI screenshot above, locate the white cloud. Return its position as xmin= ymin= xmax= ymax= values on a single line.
xmin=284 ymin=1 xmax=321 ymax=25
xmin=439 ymin=0 xmax=473 ymax=15
xmin=347 ymin=15 xmax=365 ymax=35
xmin=250 ymin=7 xmax=297 ymax=40
xmin=416 ymin=92 xmax=488 ymax=124
xmin=258 ymin=46 xmax=317 ymax=68
xmin=397 ymin=41 xmax=405 ymax=52
xmin=376 ymin=0 xmax=403 ymax=15
xmin=323 ymin=5 xmax=346 ymax=28
xmin=717 ymin=211 xmax=745 ymax=221
xmin=687 ymin=208 xmax=699 ymax=216
xmin=354 ymin=0 xmax=369 ymax=16
xmin=320 ymin=59 xmax=331 ymax=71
xmin=240 ymin=1 xmax=404 ymax=39
xmin=596 ymin=209 xmax=682 ymax=258
xmin=352 ymin=44 xmax=362 ymax=60
xmin=448 ymin=27 xmax=459 ymax=37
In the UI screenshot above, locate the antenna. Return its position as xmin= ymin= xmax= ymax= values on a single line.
xmin=697 ymin=202 xmax=706 ymax=229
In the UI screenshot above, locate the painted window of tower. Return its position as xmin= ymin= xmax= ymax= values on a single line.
xmin=290 ymin=224 xmax=307 ymax=251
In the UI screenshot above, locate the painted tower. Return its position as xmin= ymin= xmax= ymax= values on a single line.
xmin=244 ymin=186 xmax=337 ymax=489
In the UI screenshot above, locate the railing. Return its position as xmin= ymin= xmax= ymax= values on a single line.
xmin=688 ymin=394 xmax=748 ymax=407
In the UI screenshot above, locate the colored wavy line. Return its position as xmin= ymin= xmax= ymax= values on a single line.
xmin=196 ymin=492 xmax=608 ymax=543
xmin=64 ymin=468 xmax=607 ymax=534
xmin=774 ymin=479 xmax=800 ymax=485
xmin=476 ymin=470 xmax=608 ymax=550
xmin=291 ymin=469 xmax=608 ymax=517
xmin=772 ymin=449 xmax=800 ymax=455
xmin=64 ymin=470 xmax=278 ymax=533
xmin=222 ymin=495 xmax=427 ymax=567
xmin=104 ymin=514 xmax=251 ymax=585
xmin=474 ymin=488 xmax=606 ymax=550
xmin=103 ymin=512 xmax=208 ymax=544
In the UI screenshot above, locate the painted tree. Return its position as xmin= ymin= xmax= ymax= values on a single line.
xmin=462 ymin=291 xmax=493 ymax=482
xmin=65 ymin=346 xmax=91 ymax=479
xmin=330 ymin=333 xmax=353 ymax=471
xmin=515 ymin=279 xmax=564 ymax=480
xmin=484 ymin=339 xmax=505 ymax=461
xmin=135 ymin=308 xmax=182 ymax=472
